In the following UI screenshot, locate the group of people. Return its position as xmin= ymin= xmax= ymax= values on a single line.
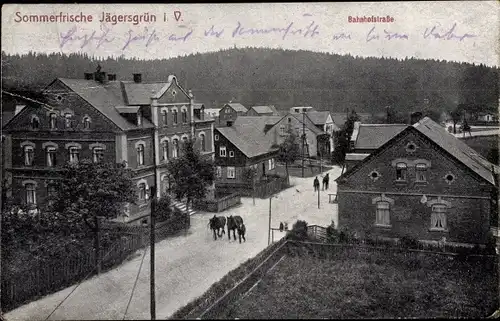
xmin=313 ymin=173 xmax=329 ymax=192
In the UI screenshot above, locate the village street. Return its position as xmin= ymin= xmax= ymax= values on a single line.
xmin=5 ymin=166 xmax=342 ymax=321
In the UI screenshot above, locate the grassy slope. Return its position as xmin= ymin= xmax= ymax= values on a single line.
xmin=221 ymin=252 xmax=498 ymax=319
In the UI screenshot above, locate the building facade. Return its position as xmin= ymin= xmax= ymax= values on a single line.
xmin=3 ymin=69 xmax=214 ymax=225
xmin=213 ymin=116 xmax=279 ymax=195
xmin=336 ymin=117 xmax=498 ymax=245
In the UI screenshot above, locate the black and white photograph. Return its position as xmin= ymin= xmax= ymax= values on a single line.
xmin=1 ymin=2 xmax=499 ymax=320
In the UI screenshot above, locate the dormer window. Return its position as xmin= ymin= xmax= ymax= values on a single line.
xmin=64 ymin=113 xmax=73 ymax=129
xmin=83 ymin=116 xmax=91 ymax=129
xmin=50 ymin=113 xmax=57 ymax=129
xmin=31 ymin=116 xmax=40 ymax=130
xmin=137 ymin=110 xmax=143 ymax=126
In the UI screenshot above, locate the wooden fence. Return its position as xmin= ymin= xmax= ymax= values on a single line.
xmin=307 ymin=225 xmax=327 ymax=242
xmin=254 ymin=176 xmax=289 ymax=199
xmin=192 ymin=193 xmax=241 ymax=213
xmin=2 ymin=214 xmax=190 ymax=312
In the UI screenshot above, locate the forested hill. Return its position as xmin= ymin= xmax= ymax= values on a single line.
xmin=1 ymin=48 xmax=498 ymax=116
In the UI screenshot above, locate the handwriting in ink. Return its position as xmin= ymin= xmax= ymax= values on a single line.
xmin=423 ymin=23 xmax=476 ymax=41
xmin=366 ymin=26 xmax=408 ymax=42
xmin=332 ymin=32 xmax=351 ymax=40
xmin=205 ymin=25 xmax=224 ymax=38
xmin=232 ymin=20 xmax=319 ymax=40
xmin=168 ymin=26 xmax=193 ymax=42
xmin=122 ymin=27 xmax=159 ymax=50
xmin=59 ymin=25 xmax=115 ymax=49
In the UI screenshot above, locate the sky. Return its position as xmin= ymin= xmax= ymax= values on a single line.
xmin=1 ymin=2 xmax=499 ymax=66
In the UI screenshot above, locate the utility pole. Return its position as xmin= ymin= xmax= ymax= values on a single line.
xmin=268 ymin=196 xmax=272 ymax=245
xmin=318 ymin=182 xmax=320 ymax=209
xmin=150 ymin=186 xmax=156 ymax=320
xmin=302 ymin=111 xmax=305 ymax=178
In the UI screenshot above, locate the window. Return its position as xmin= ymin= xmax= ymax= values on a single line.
xmin=31 ymin=117 xmax=39 ymax=130
xmin=375 ymin=201 xmax=391 ymax=226
xmin=50 ymin=113 xmax=57 ymax=129
xmin=136 ymin=144 xmax=145 ymax=166
xmin=200 ymin=134 xmax=206 ymax=152
xmin=182 ymin=109 xmax=188 ymax=123
xmin=161 ymin=140 xmax=169 ymax=161
xmin=25 ymin=183 xmax=36 ymax=205
xmin=172 ymin=139 xmax=179 ymax=158
xmin=396 ymin=162 xmax=407 ymax=181
xmin=227 ymin=166 xmax=235 ymax=179
xmin=138 ymin=183 xmax=147 ymax=202
xmin=229 ymin=151 xmax=234 ymax=157
xmin=69 ymin=146 xmax=80 ymax=163
xmin=83 ymin=117 xmax=91 ymax=129
xmin=445 ymin=173 xmax=455 ymax=184
xmin=430 ymin=204 xmax=447 ymax=231
xmin=162 ymin=110 xmax=168 ymax=126
xmin=47 ymin=185 xmax=57 ymax=206
xmin=137 ymin=111 xmax=142 ymax=126
xmin=46 ymin=147 xmax=57 ymax=167
xmin=216 ymin=166 xmax=222 ymax=178
xmin=369 ymin=170 xmax=381 ymax=181
xmin=24 ymin=146 xmax=34 ymax=166
xmin=268 ymin=158 xmax=275 ymax=170
xmin=65 ymin=113 xmax=72 ymax=128
xmin=416 ymin=163 xmax=427 ymax=182
xmin=214 ymin=134 xmax=219 ymax=141
xmin=225 ymin=108 xmax=231 ymax=114
xmin=173 ymin=110 xmax=178 ymax=124
xmin=280 ymin=125 xmax=285 ymax=135
xmin=220 ymin=146 xmax=227 ymax=157
xmin=92 ymin=147 xmax=104 ymax=163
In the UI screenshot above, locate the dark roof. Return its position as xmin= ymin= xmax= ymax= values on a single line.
xmin=250 ymin=105 xmax=279 ymax=115
xmin=115 ymin=106 xmax=140 ymax=113
xmin=122 ymin=82 xmax=166 ymax=105
xmin=2 ymin=111 xmax=15 ymax=128
xmin=338 ymin=117 xmax=498 ymax=186
xmin=413 ymin=117 xmax=497 ymax=185
xmin=216 ymin=116 xmax=279 ymax=158
xmin=225 ymin=103 xmax=248 ymax=113
xmin=354 ymin=124 xmax=408 ymax=150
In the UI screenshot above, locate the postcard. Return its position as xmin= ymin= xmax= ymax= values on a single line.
xmin=1 ymin=2 xmax=499 ymax=321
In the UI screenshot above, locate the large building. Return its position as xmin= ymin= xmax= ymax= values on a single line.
xmin=2 ymin=68 xmax=215 ymax=224
xmin=336 ymin=117 xmax=499 ymax=245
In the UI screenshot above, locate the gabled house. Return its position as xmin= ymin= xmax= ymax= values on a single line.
xmin=246 ymin=105 xmax=280 ymax=116
xmin=268 ymin=112 xmax=330 ymax=157
xmin=213 ymin=116 xmax=281 ymax=195
xmin=218 ymin=103 xmax=248 ymax=127
xmin=336 ymin=117 xmax=499 ymax=245
xmin=306 ymin=110 xmax=339 ymax=154
xmin=2 ymin=68 xmax=215 ymax=225
xmin=477 ymin=112 xmax=498 ymax=123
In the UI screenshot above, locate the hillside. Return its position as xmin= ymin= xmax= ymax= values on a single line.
xmin=1 ymin=48 xmax=498 ymax=116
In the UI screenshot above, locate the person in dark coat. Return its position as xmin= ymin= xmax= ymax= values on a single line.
xmin=323 ymin=173 xmax=330 ymax=190
xmin=279 ymin=222 xmax=284 ymax=232
xmin=313 ymin=176 xmax=320 ymax=192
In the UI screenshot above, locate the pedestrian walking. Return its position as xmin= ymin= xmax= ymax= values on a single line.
xmin=313 ymin=176 xmax=320 ymax=192
xmin=279 ymin=222 xmax=284 ymax=232
xmin=323 ymin=173 xmax=330 ymax=190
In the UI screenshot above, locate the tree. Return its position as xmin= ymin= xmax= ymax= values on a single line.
xmin=166 ymin=137 xmax=216 ymax=209
xmin=276 ymin=128 xmax=301 ymax=184
xmin=450 ymin=104 xmax=466 ymax=134
xmin=51 ymin=159 xmax=136 ymax=232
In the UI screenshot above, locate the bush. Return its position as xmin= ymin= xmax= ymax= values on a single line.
xmin=326 ymin=222 xmax=339 ymax=244
xmin=399 ymin=235 xmax=420 ymax=249
xmin=286 ymin=220 xmax=309 ymax=241
xmin=156 ymin=194 xmax=173 ymax=222
xmin=338 ymin=228 xmax=359 ymax=244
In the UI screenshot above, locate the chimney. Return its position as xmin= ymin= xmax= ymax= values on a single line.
xmin=84 ymin=73 xmax=94 ymax=80
xmin=94 ymin=71 xmax=107 ymax=84
xmin=133 ymin=73 xmax=142 ymax=83
xmin=108 ymin=74 xmax=116 ymax=81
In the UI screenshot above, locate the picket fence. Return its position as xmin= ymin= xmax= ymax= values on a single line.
xmin=2 ymin=214 xmax=190 ymax=312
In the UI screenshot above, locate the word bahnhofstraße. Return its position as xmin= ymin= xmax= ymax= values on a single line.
xmin=348 ymin=15 xmax=395 ymax=23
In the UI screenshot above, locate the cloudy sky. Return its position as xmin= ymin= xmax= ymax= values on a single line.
xmin=2 ymin=2 xmax=498 ymax=66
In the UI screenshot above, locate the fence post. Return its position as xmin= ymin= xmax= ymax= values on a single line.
xmin=95 ymin=216 xmax=102 ymax=275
